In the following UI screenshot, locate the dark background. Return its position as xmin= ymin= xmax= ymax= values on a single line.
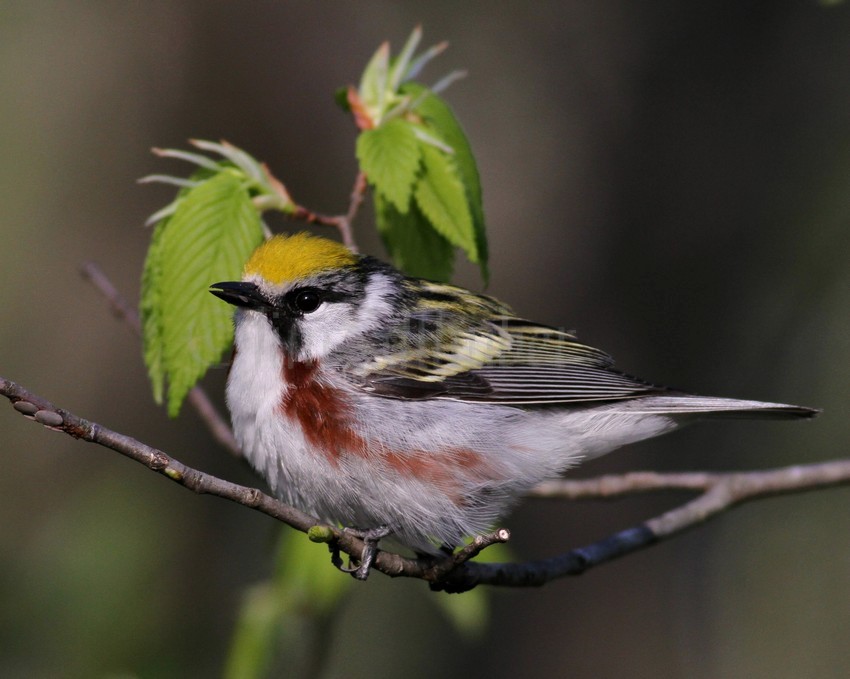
xmin=2 ymin=2 xmax=849 ymax=677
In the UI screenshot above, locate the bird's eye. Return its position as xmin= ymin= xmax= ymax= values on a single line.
xmin=293 ymin=289 xmax=322 ymax=314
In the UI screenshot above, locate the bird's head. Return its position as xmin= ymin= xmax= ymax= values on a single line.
xmin=210 ymin=232 xmax=397 ymax=360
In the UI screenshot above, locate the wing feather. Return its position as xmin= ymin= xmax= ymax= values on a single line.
xmin=344 ymin=282 xmax=663 ymax=404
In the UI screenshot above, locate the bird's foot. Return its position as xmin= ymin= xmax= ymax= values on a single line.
xmin=337 ymin=524 xmax=392 ymax=580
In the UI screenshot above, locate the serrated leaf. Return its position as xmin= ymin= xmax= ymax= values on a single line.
xmin=388 ymin=25 xmax=422 ymax=91
xmin=141 ymin=168 xmax=217 ymax=402
xmin=404 ymin=82 xmax=488 ymax=281
xmin=152 ymin=147 xmax=222 ymax=171
xmin=430 ymin=69 xmax=467 ymax=96
xmin=143 ymin=171 xmax=264 ymax=416
xmin=411 ymin=126 xmax=454 ymax=154
xmin=356 ymin=118 xmax=421 ymax=213
xmin=190 ymin=139 xmax=264 ymax=183
xmin=358 ymin=41 xmax=389 ymax=125
xmin=140 ymin=217 xmax=168 ymax=404
xmin=376 ymin=194 xmax=454 ymax=281
xmin=414 ymin=143 xmax=477 ymax=260
xmin=405 ymin=40 xmax=448 ymax=83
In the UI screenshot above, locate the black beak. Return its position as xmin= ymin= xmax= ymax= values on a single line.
xmin=209 ymin=281 xmax=268 ymax=309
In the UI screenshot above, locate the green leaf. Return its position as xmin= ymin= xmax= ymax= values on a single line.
xmin=404 ymin=82 xmax=488 ymax=281
xmin=356 ymin=118 xmax=421 ymax=213
xmin=224 ymin=529 xmax=352 ymax=679
xmin=430 ymin=542 xmax=511 ymax=639
xmin=414 ymin=142 xmax=477 ymax=260
xmin=349 ymin=29 xmax=454 ymax=129
xmin=432 ymin=587 xmax=490 ymax=640
xmin=358 ymin=41 xmax=389 ymax=124
xmin=223 ymin=580 xmax=281 ymax=679
xmin=273 ymin=529 xmax=352 ymax=614
xmin=141 ymin=168 xmax=220 ymax=404
xmin=388 ymin=25 xmax=422 ymax=91
xmin=140 ymin=217 xmax=168 ymax=404
xmin=376 ymin=193 xmax=454 ymax=281
xmin=147 ymin=141 xmax=294 ymax=218
xmin=143 ymin=171 xmax=264 ymax=416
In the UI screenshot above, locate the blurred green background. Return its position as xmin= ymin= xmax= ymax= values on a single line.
xmin=2 ymin=2 xmax=849 ymax=677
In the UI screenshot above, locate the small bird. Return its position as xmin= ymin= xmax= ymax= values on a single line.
xmin=211 ymin=232 xmax=816 ymax=577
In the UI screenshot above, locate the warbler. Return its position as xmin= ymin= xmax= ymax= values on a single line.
xmin=211 ymin=232 xmax=816 ymax=575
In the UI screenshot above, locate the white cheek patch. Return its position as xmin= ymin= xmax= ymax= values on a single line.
xmin=297 ymin=273 xmax=395 ymax=360
xmin=297 ymin=303 xmax=352 ymax=359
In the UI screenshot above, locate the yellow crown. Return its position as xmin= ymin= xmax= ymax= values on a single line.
xmin=243 ymin=233 xmax=357 ymax=285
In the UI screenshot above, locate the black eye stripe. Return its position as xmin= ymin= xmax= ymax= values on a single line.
xmin=278 ymin=280 xmax=361 ymax=319
xmin=282 ymin=287 xmax=350 ymax=315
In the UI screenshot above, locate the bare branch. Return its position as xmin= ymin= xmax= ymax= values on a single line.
xmin=530 ymin=472 xmax=716 ymax=499
xmin=80 ymin=262 xmax=241 ymax=458
xmin=2 ymin=375 xmax=367 ymax=558
xmin=3 ymin=375 xmax=849 ymax=592
xmin=80 ymin=261 xmax=143 ymax=334
xmin=341 ymin=170 xmax=368 ymax=250
xmin=185 ymin=388 xmax=241 ymax=458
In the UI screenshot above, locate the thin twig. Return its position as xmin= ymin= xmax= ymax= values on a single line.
xmin=80 ymin=262 xmax=241 ymax=457
xmin=186 ymin=389 xmax=241 ymax=458
xmin=0 ymin=375 xmax=423 ymax=580
xmin=449 ymin=529 xmax=511 ymax=567
xmin=529 ymin=472 xmax=716 ymax=499
xmin=80 ymin=261 xmax=142 ymax=334
xmin=340 ymin=170 xmax=368 ymax=250
xmin=3 ymin=375 xmax=849 ymax=592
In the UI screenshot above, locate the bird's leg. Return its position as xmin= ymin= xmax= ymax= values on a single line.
xmin=339 ymin=524 xmax=392 ymax=580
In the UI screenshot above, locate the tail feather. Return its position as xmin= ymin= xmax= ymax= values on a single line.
xmin=599 ymin=393 xmax=820 ymax=420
